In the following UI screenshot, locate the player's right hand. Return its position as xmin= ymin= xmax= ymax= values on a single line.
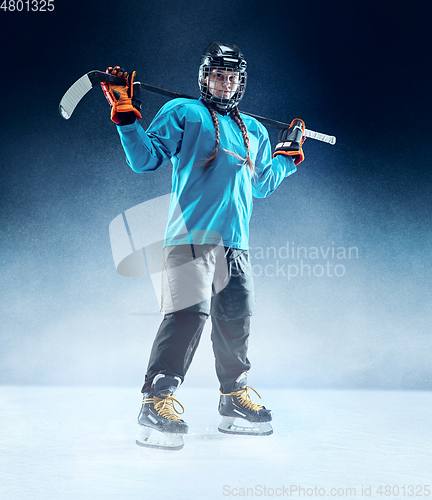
xmin=101 ymin=66 xmax=142 ymax=125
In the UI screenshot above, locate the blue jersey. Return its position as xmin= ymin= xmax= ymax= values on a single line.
xmin=117 ymin=98 xmax=296 ymax=249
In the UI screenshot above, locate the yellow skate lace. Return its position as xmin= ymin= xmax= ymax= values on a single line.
xmin=143 ymin=395 xmax=185 ymax=422
xmin=226 ymin=386 xmax=265 ymax=412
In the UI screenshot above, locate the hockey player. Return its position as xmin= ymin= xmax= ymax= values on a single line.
xmin=102 ymin=42 xmax=305 ymax=450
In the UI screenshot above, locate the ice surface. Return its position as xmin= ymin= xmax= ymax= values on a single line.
xmin=0 ymin=387 xmax=431 ymax=500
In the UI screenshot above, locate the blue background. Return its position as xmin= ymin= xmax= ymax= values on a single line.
xmin=1 ymin=0 xmax=431 ymax=389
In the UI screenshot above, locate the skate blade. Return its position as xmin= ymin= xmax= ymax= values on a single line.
xmin=136 ymin=425 xmax=185 ymax=450
xmin=218 ymin=416 xmax=273 ymax=436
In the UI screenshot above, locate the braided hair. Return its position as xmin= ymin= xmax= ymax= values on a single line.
xmin=198 ymin=101 xmax=255 ymax=174
xmin=230 ymin=106 xmax=254 ymax=172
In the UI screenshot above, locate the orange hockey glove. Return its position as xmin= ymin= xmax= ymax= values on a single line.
xmin=101 ymin=66 xmax=142 ymax=124
xmin=273 ymin=119 xmax=306 ymax=166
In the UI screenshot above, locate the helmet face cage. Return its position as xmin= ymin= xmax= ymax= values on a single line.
xmin=198 ymin=42 xmax=247 ymax=113
xmin=199 ymin=66 xmax=247 ymax=112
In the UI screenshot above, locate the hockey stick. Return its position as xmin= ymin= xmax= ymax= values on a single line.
xmin=59 ymin=70 xmax=336 ymax=145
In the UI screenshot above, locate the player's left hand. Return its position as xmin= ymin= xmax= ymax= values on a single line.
xmin=101 ymin=66 xmax=142 ymax=125
xmin=273 ymin=119 xmax=306 ymax=166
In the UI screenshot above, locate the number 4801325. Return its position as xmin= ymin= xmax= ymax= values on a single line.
xmin=1 ymin=0 xmax=54 ymax=11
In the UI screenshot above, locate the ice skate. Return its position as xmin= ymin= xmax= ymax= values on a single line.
xmin=218 ymin=373 xmax=273 ymax=436
xmin=136 ymin=374 xmax=188 ymax=450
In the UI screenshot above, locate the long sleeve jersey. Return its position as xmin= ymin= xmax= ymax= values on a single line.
xmin=117 ymin=98 xmax=296 ymax=250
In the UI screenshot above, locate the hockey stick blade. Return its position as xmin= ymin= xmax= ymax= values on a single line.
xmin=59 ymin=71 xmax=126 ymax=119
xmin=59 ymin=70 xmax=192 ymax=120
xmin=59 ymin=70 xmax=336 ymax=144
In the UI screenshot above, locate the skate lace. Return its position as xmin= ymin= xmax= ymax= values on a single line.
xmin=234 ymin=386 xmax=265 ymax=412
xmin=152 ymin=395 xmax=185 ymax=422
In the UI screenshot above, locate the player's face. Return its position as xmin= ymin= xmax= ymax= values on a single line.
xmin=206 ymin=68 xmax=240 ymax=99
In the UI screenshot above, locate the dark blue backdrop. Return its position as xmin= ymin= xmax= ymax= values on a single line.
xmin=1 ymin=0 xmax=431 ymax=389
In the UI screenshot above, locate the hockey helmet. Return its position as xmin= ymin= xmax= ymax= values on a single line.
xmin=198 ymin=41 xmax=247 ymax=113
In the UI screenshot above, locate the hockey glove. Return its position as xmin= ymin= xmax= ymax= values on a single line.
xmin=101 ymin=66 xmax=142 ymax=125
xmin=273 ymin=119 xmax=306 ymax=166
